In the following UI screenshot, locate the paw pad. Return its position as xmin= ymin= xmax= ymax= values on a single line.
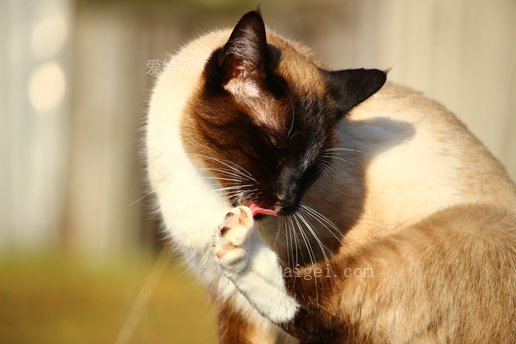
xmin=213 ymin=206 xmax=255 ymax=272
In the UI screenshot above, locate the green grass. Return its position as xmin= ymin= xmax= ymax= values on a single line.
xmin=0 ymin=252 xmax=217 ymax=344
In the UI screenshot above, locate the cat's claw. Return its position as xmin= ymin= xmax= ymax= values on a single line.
xmin=214 ymin=206 xmax=254 ymax=274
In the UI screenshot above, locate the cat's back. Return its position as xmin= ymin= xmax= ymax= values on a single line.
xmin=337 ymin=82 xmax=516 ymax=236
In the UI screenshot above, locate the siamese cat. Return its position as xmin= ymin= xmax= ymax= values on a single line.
xmin=146 ymin=10 xmax=516 ymax=344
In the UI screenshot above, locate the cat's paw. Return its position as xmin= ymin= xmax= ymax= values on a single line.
xmin=213 ymin=206 xmax=254 ymax=274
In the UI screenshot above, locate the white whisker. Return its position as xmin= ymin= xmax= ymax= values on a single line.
xmin=193 ymin=154 xmax=257 ymax=183
xmin=128 ymin=191 xmax=154 ymax=207
xmin=286 ymin=216 xmax=298 ymax=288
xmin=293 ymin=213 xmax=319 ymax=305
xmin=300 ymin=204 xmax=344 ymax=245
xmin=319 ymin=160 xmax=338 ymax=178
xmin=200 ymin=167 xmax=248 ymax=180
xmin=298 ymin=209 xmax=336 ymax=288
xmin=210 ymin=184 xmax=253 ymax=193
xmin=324 ymin=147 xmax=362 ymax=154
xmin=297 ymin=211 xmax=331 ymax=262
xmin=322 ymin=155 xmax=358 ymax=168
xmin=284 ymin=218 xmax=291 ymax=268
xmin=202 ymin=176 xmax=246 ymax=183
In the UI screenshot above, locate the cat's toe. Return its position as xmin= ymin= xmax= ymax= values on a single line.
xmin=213 ymin=206 xmax=255 ymax=273
xmin=214 ymin=235 xmax=248 ymax=273
xmin=223 ymin=206 xmax=254 ymax=230
xmin=218 ymin=207 xmax=254 ymax=245
xmin=215 ymin=246 xmax=246 ymax=265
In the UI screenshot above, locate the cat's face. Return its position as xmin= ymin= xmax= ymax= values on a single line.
xmin=182 ymin=10 xmax=385 ymax=214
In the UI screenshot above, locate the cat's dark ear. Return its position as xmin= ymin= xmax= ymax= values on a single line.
xmin=323 ymin=68 xmax=386 ymax=115
xmin=218 ymin=10 xmax=268 ymax=89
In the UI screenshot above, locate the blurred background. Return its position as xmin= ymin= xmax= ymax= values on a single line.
xmin=1 ymin=0 xmax=515 ymax=343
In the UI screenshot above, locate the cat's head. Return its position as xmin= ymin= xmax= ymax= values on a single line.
xmin=182 ymin=10 xmax=385 ymax=215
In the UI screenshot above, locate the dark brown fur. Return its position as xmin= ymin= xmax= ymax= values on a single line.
xmin=217 ymin=300 xmax=255 ymax=343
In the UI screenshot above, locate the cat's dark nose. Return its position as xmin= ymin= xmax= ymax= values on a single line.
xmin=275 ymin=166 xmax=300 ymax=211
xmin=275 ymin=192 xmax=297 ymax=211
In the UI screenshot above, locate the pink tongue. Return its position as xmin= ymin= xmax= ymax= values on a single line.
xmin=249 ymin=202 xmax=277 ymax=217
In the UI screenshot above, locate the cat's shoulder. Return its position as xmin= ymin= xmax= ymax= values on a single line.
xmin=351 ymin=81 xmax=460 ymax=126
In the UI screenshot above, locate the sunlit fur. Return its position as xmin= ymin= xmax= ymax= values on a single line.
xmin=146 ymin=11 xmax=516 ymax=343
